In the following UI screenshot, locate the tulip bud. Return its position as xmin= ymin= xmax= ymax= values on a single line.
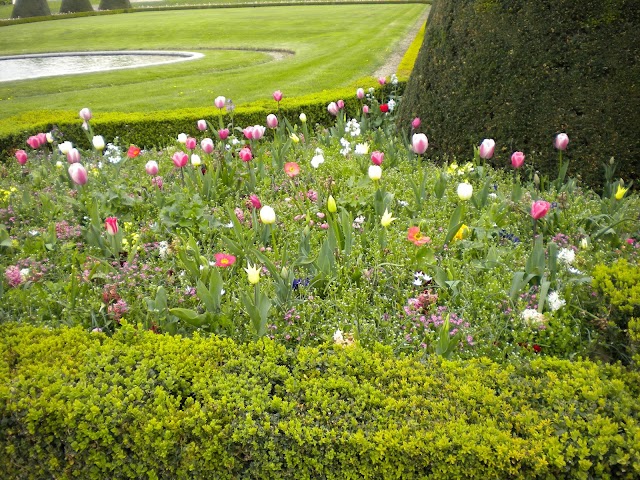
xmin=214 ymin=96 xmax=226 ymax=109
xmin=201 ymin=138 xmax=214 ymax=154
xmin=58 ymin=141 xmax=73 ymax=155
xmin=185 ymin=137 xmax=197 ymax=150
xmin=554 ymin=133 xmax=569 ymax=151
xmin=67 ymin=148 xmax=81 ymax=164
xmin=68 ymin=163 xmax=88 ymax=185
xmin=191 ymin=154 xmax=202 ymax=166
xmin=79 ymin=107 xmax=92 ymax=121
xmin=327 ymin=195 xmax=337 ymax=213
xmin=218 ymin=129 xmax=229 ymax=141
xmin=363 ymin=105 xmax=369 ymax=114
xmin=378 ymin=76 xmax=386 ymax=85
xmin=260 ymin=205 xmax=276 ymax=224
xmin=172 ymin=151 xmax=188 ymax=168
xmin=299 ymin=112 xmax=307 ymax=123
xmin=412 ymin=133 xmax=429 ymax=155
xmin=290 ymin=133 xmax=300 ymax=144
xmin=368 ymin=165 xmax=382 ymax=181
xmin=356 ymin=88 xmax=364 ymax=99
xmin=327 ymin=102 xmax=339 ymax=116
xmin=145 ymin=160 xmax=159 ymax=175
xmin=273 ymin=90 xmax=283 ymax=102
xmin=411 ymin=117 xmax=421 ymax=129
xmin=46 ymin=132 xmax=54 ymax=143
xmin=245 ymin=263 xmax=261 ymax=284
xmin=371 ymin=151 xmax=384 ymax=166
xmin=267 ymin=114 xmax=278 ymax=129
xmin=105 ymin=217 xmax=118 ymax=235
xmin=478 ymin=138 xmax=495 ymax=159
xmin=511 ymin=151 xmax=525 ymax=169
xmin=239 ymin=147 xmax=253 ymax=162
xmin=530 ymin=200 xmax=551 ymax=220
xmin=15 ymin=150 xmax=28 ymax=165
xmin=92 ymin=135 xmax=105 ymax=151
xmin=457 ymin=182 xmax=473 ymax=201
xmin=580 ymin=237 xmax=589 ymax=249
xmin=197 ymin=119 xmax=207 ymax=131
xmin=337 ymin=99 xmax=344 ymax=110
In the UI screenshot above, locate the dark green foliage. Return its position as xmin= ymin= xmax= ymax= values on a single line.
xmin=11 ymin=0 xmax=51 ymax=18
xmin=59 ymin=0 xmax=94 ymax=14
xmin=1 ymin=322 xmax=639 ymax=479
xmin=98 ymin=0 xmax=131 ymax=10
xmin=397 ymin=0 xmax=640 ymax=188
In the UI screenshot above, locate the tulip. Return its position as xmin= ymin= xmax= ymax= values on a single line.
xmin=105 ymin=217 xmax=118 ymax=235
xmin=273 ymin=90 xmax=283 ymax=102
xmin=68 ymin=163 xmax=88 ymax=185
xmin=245 ymin=262 xmax=261 ymax=284
xmin=412 ymin=133 xmax=429 ymax=155
xmin=58 ymin=141 xmax=73 ymax=155
xmin=327 ymin=195 xmax=337 ymax=213
xmin=197 ymin=119 xmax=207 ymax=131
xmin=511 ymin=151 xmax=525 ymax=169
xmin=327 ymin=102 xmax=339 ymax=116
xmin=290 ymin=133 xmax=300 ymax=144
xmin=378 ymin=76 xmax=386 ymax=85
xmin=145 ymin=160 xmax=159 ymax=175
xmin=454 ymin=224 xmax=470 ymax=241
xmin=337 ymin=99 xmax=345 ymax=110
xmin=371 ymin=151 xmax=384 ymax=166
xmin=457 ymin=182 xmax=473 ymax=201
xmin=266 ymin=114 xmax=278 ymax=129
xmin=177 ymin=133 xmax=187 ymax=144
xmin=356 ymin=88 xmax=364 ymax=99
xmin=478 ymin=139 xmax=495 ymax=159
xmin=191 ymin=154 xmax=202 ymax=166
xmin=79 ymin=108 xmax=92 ymax=121
xmin=243 ymin=126 xmax=254 ymax=140
xmin=615 ymin=184 xmax=628 ymax=200
xmin=46 ymin=132 xmax=54 ymax=143
xmin=66 ymin=148 xmax=81 ymax=164
xmin=185 ymin=137 xmax=197 ymax=150
xmin=201 ymin=138 xmax=214 ymax=154
xmin=363 ymin=105 xmax=369 ymax=114
xmin=368 ymin=165 xmax=382 ymax=181
xmin=379 ymin=104 xmax=389 ymax=113
xmin=36 ymin=133 xmax=47 ymax=146
xmin=214 ymin=96 xmax=226 ymax=109
xmin=26 ymin=136 xmax=41 ymax=149
xmin=172 ymin=152 xmax=188 ymax=168
xmin=260 ymin=205 xmax=276 ymax=224
xmin=249 ymin=194 xmax=262 ymax=209
xmin=252 ymin=125 xmax=266 ymax=140
xmin=554 ymin=133 xmax=569 ymax=151
xmin=92 ymin=135 xmax=105 ymax=151
xmin=15 ymin=150 xmax=28 ymax=165
xmin=127 ymin=145 xmax=141 ymax=158
xmin=380 ymin=209 xmax=396 ymax=227
xmin=239 ymin=147 xmax=253 ymax=162
xmin=530 ymin=200 xmax=551 ymax=220
xmin=411 ymin=117 xmax=421 ymax=129
xmin=299 ymin=112 xmax=307 ymax=123
xmin=218 ymin=129 xmax=229 ymax=141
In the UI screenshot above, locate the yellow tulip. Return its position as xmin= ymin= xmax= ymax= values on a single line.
xmin=380 ymin=209 xmax=396 ymax=227
xmin=327 ymin=195 xmax=337 ymax=213
xmin=454 ymin=224 xmax=469 ymax=241
xmin=615 ymin=184 xmax=628 ymax=200
xmin=245 ymin=263 xmax=261 ymax=285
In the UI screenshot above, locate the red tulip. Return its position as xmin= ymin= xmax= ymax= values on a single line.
xmin=127 ymin=145 xmax=141 ymax=158
xmin=379 ymin=104 xmax=389 ymax=113
xmin=105 ymin=217 xmax=118 ymax=235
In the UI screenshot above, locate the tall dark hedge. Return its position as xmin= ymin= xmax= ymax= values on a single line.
xmin=98 ymin=0 xmax=131 ymax=10
xmin=11 ymin=0 xmax=51 ymax=18
xmin=59 ymin=0 xmax=94 ymax=14
xmin=397 ymin=0 xmax=640 ymax=188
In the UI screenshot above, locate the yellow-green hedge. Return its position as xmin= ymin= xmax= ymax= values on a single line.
xmin=1 ymin=322 xmax=639 ymax=479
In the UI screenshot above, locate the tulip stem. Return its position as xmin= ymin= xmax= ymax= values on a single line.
xmin=532 ymin=219 xmax=538 ymax=248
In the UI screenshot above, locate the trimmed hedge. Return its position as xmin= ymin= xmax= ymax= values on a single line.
xmin=59 ymin=0 xmax=95 ymax=14
xmin=10 ymin=0 xmax=51 ymax=18
xmin=0 ymin=84 xmax=387 ymax=157
xmin=1 ymin=322 xmax=639 ymax=479
xmin=397 ymin=0 xmax=640 ymax=188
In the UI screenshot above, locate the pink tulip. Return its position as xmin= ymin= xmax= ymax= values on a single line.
xmin=363 ymin=105 xmax=369 ymax=114
xmin=378 ymin=76 xmax=386 ymax=85
xmin=172 ymin=152 xmax=188 ymax=168
xmin=479 ymin=139 xmax=495 ymax=159
xmin=327 ymin=102 xmax=339 ymax=116
xmin=15 ymin=150 xmax=28 ymax=165
xmin=218 ymin=129 xmax=229 ymax=141
xmin=145 ymin=160 xmax=159 ymax=175
xmin=412 ymin=133 xmax=429 ymax=155
xmin=36 ymin=133 xmax=47 ymax=146
xmin=239 ymin=147 xmax=252 ymax=162
xmin=201 ymin=138 xmax=214 ymax=154
xmin=214 ymin=96 xmax=226 ymax=109
xmin=105 ymin=217 xmax=118 ymax=236
xmin=266 ymin=114 xmax=278 ymax=129
xmin=67 ymin=148 xmax=81 ymax=164
xmin=251 ymin=125 xmax=266 ymax=140
xmin=530 ymin=200 xmax=551 ymax=220
xmin=185 ymin=137 xmax=197 ymax=150
xmin=79 ymin=108 xmax=92 ymax=121
xmin=68 ymin=163 xmax=88 ymax=185
xmin=243 ymin=126 xmax=254 ymax=140
xmin=511 ymin=151 xmax=525 ymax=169
xmin=273 ymin=90 xmax=283 ymax=102
xmin=337 ymin=99 xmax=345 ymax=110
xmin=197 ymin=119 xmax=207 ymax=131
xmin=356 ymin=88 xmax=364 ymax=99
xmin=411 ymin=117 xmax=421 ymax=129
xmin=26 ymin=136 xmax=41 ymax=149
xmin=554 ymin=133 xmax=569 ymax=151
xmin=371 ymin=151 xmax=384 ymax=166
xmin=249 ymin=194 xmax=262 ymax=209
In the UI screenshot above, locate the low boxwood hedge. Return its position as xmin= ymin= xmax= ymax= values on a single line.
xmin=1 ymin=322 xmax=639 ymax=479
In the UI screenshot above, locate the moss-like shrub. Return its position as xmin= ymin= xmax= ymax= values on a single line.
xmin=59 ymin=0 xmax=94 ymax=14
xmin=11 ymin=0 xmax=51 ymax=18
xmin=1 ymin=322 xmax=639 ymax=479
xmin=397 ymin=0 xmax=640 ymax=188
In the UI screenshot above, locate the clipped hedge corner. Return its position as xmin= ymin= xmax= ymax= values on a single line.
xmin=1 ymin=323 xmax=639 ymax=479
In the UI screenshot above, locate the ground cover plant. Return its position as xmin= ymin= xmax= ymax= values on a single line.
xmin=0 ymin=3 xmax=429 ymax=133
xmin=2 ymin=84 xmax=639 ymax=365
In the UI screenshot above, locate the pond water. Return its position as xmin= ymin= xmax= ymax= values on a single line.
xmin=0 ymin=51 xmax=204 ymax=82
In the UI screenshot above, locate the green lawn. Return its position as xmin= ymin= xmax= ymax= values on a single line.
xmin=0 ymin=4 xmax=427 ymax=126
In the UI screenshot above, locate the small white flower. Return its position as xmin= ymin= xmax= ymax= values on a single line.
xmin=354 ymin=216 xmax=366 ymax=224
xmin=398 ymin=200 xmax=409 ymax=207
xmin=557 ymin=248 xmax=576 ymax=265
xmin=224 ymin=221 xmax=234 ymax=228
xmin=315 ymin=147 xmax=324 ymax=156
xmin=354 ymin=143 xmax=369 ymax=155
xmin=333 ymin=329 xmax=344 ymax=344
xmin=547 ymin=291 xmax=566 ymax=311
xmin=567 ymin=266 xmax=584 ymax=275
xmin=391 ymin=73 xmax=398 ymax=85
xmin=311 ymin=154 xmax=325 ymax=169
xmin=413 ymin=278 xmax=423 ymax=286
xmin=388 ymin=99 xmax=396 ymax=112
xmin=20 ymin=268 xmax=29 ymax=281
xmin=29 ymin=230 xmax=39 ymax=236
xmin=521 ymin=309 xmax=546 ymax=326
xmin=488 ymin=192 xmax=498 ymax=199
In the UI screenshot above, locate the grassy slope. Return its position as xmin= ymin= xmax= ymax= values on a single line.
xmin=0 ymin=4 xmax=427 ymax=126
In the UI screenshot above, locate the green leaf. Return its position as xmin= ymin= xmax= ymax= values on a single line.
xmin=169 ymin=308 xmax=208 ymax=327
xmin=444 ymin=204 xmax=464 ymax=245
